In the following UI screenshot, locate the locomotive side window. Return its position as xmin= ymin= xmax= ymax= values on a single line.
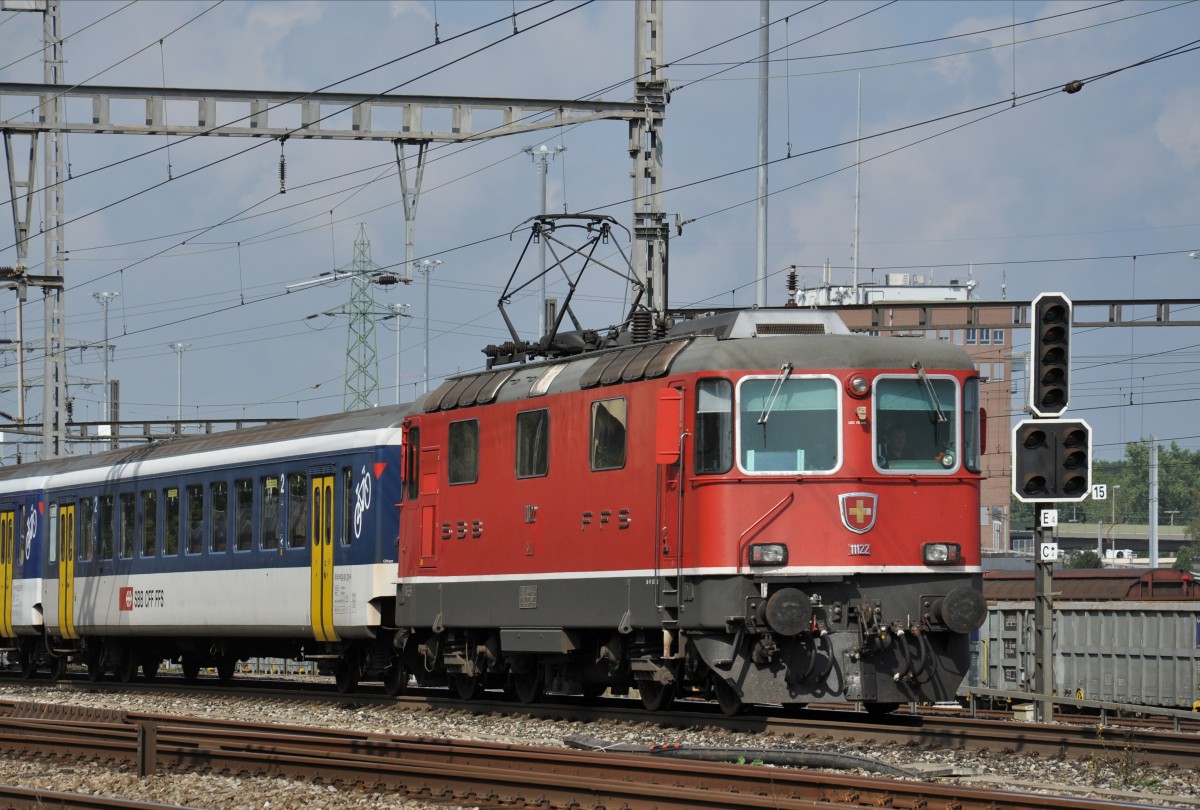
xmin=261 ymin=477 xmax=280 ymax=550
xmin=140 ymin=490 xmax=157 ymax=557
xmin=163 ymin=488 xmax=180 ymax=556
xmin=874 ymin=375 xmax=960 ymax=473
xmin=235 ymin=479 xmax=253 ymax=551
xmin=516 ymin=409 xmax=549 ymax=478
xmin=210 ymin=481 xmax=229 ymax=553
xmin=963 ymin=378 xmax=981 ymax=474
xmin=405 ymin=427 xmax=420 ymax=501
xmin=448 ymin=419 xmax=479 ymax=485
xmin=738 ymin=378 xmax=838 ymax=474
xmin=287 ymin=473 xmax=309 ymax=548
xmin=590 ymin=398 xmax=627 ymax=471
xmin=98 ymin=495 xmax=114 ymax=560
xmin=186 ymin=484 xmax=204 ymax=554
xmin=119 ymin=494 xmax=135 ymax=559
xmin=695 ymin=379 xmax=733 ymax=475
xmin=78 ymin=497 xmax=95 ymax=561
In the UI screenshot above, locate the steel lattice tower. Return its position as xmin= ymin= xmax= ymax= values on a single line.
xmin=343 ymin=224 xmax=381 ymax=411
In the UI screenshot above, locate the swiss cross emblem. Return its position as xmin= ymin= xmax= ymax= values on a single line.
xmin=839 ymin=492 xmax=877 ymax=534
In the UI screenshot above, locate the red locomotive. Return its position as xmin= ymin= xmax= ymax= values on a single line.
xmin=394 ymin=307 xmax=987 ymax=714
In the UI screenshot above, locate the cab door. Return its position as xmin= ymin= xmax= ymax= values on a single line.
xmin=0 ymin=510 xmax=14 ymax=639
xmin=654 ymin=384 xmax=687 ymax=619
xmin=309 ymin=474 xmax=338 ymax=642
xmin=57 ymin=504 xmax=77 ymax=640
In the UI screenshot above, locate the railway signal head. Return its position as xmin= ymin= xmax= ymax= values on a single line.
xmin=1030 ymin=292 xmax=1072 ymax=417
xmin=1011 ymin=418 xmax=1092 ymax=503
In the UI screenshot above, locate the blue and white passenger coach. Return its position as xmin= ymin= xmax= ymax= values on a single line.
xmin=0 ymin=407 xmax=408 ymax=691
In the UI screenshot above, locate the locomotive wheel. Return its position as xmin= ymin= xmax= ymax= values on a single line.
xmin=711 ymin=677 xmax=743 ymax=717
xmin=450 ymin=673 xmax=483 ymax=701
xmin=637 ymin=680 xmax=675 ymax=712
xmin=181 ymin=655 xmax=201 ymax=682
xmin=510 ymin=670 xmax=544 ymax=705
xmin=141 ymin=656 xmax=160 ymax=682
xmin=383 ymin=660 xmax=407 ymax=696
xmin=335 ymin=658 xmax=360 ymax=695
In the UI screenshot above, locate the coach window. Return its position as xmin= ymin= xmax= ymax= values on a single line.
xmin=404 ymin=427 xmax=420 ymax=501
xmin=186 ymin=484 xmax=204 ymax=554
xmin=516 ymin=409 xmax=549 ymax=478
xmin=695 ymin=379 xmax=733 ymax=475
xmin=261 ymin=477 xmax=280 ymax=550
xmin=287 ymin=473 xmax=308 ymax=549
xmin=590 ymin=398 xmax=627 ymax=471
xmin=210 ymin=481 xmax=229 ymax=553
xmin=448 ymin=419 xmax=479 ymax=485
xmin=119 ymin=493 xmax=135 ymax=559
xmin=140 ymin=490 xmax=157 ymax=557
xmin=738 ymin=377 xmax=839 ymax=474
xmin=234 ymin=479 xmax=253 ymax=551
xmin=341 ymin=467 xmax=353 ymax=545
xmin=163 ymin=488 xmax=180 ymax=556
xmin=78 ymin=497 xmax=95 ymax=561
xmin=98 ymin=495 xmax=114 ymax=560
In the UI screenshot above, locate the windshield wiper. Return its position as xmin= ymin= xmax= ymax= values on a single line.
xmin=912 ymin=361 xmax=948 ymax=423
xmin=758 ymin=362 xmax=793 ymax=425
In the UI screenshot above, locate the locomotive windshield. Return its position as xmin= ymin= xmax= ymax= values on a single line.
xmin=737 ymin=377 xmax=839 ymax=474
xmin=874 ymin=375 xmax=960 ymax=473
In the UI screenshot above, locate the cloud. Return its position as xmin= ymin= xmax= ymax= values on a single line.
xmin=390 ymin=1 xmax=433 ymax=22
xmin=1155 ymin=87 xmax=1200 ymax=171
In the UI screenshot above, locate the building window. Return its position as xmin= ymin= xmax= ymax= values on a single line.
xmin=965 ymin=328 xmax=977 ymax=345
xmin=979 ymin=327 xmax=991 ymax=345
xmin=992 ymin=362 xmax=1005 ymax=382
xmin=449 ymin=419 xmax=480 ymax=484
xmin=516 ymin=410 xmax=549 ymax=478
xmin=590 ymin=398 xmax=627 ymax=471
xmin=992 ymin=328 xmax=1005 ymax=345
xmin=140 ymin=490 xmax=157 ymax=557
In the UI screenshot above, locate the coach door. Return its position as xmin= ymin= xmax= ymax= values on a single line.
xmin=57 ymin=504 xmax=77 ymax=640
xmin=310 ymin=474 xmax=338 ymax=643
xmin=0 ymin=510 xmax=14 ymax=639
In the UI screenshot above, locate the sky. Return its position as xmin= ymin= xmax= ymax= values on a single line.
xmin=0 ymin=0 xmax=1197 ymax=463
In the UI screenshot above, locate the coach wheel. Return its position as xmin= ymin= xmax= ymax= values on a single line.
xmin=510 ymin=670 xmax=544 ymax=705
xmin=181 ymin=655 xmax=201 ymax=682
xmin=216 ymin=655 xmax=236 ymax=684
xmin=383 ymin=660 xmax=407 ymax=696
xmin=49 ymin=654 xmax=67 ymax=681
xmin=637 ymin=680 xmax=675 ymax=712
xmin=17 ymin=641 xmax=37 ymax=680
xmin=141 ymin=657 xmax=160 ymax=682
xmin=117 ymin=652 xmax=138 ymax=684
xmin=864 ymin=702 xmax=901 ymax=716
xmin=711 ymin=676 xmax=743 ymax=717
xmin=581 ymin=683 xmax=607 ymax=700
xmin=335 ymin=658 xmax=360 ymax=695
xmin=450 ymin=673 xmax=483 ymax=701
xmin=85 ymin=647 xmax=105 ymax=682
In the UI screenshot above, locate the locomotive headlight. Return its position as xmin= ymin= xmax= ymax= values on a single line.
xmin=923 ymin=542 xmax=962 ymax=565
xmin=749 ymin=543 xmax=788 ymax=566
xmin=845 ymin=374 xmax=870 ymax=397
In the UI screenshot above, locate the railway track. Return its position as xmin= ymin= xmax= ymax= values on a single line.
xmin=0 ymin=700 xmax=1162 ymax=810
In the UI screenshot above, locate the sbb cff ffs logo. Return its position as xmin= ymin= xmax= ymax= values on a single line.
xmin=1012 ymin=419 xmax=1091 ymax=503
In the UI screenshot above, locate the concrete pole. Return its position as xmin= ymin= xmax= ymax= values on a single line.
xmin=1149 ymin=436 xmax=1159 ymax=567
xmin=755 ymin=0 xmax=769 ymax=308
xmin=93 ymin=292 xmax=119 ymax=423
xmin=419 ymin=260 xmax=441 ymax=394
xmin=169 ymin=342 xmax=189 ymax=422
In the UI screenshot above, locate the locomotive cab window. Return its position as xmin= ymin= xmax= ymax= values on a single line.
xmin=516 ymin=409 xmax=549 ymax=478
xmin=590 ymin=398 xmax=627 ymax=471
xmin=448 ymin=419 xmax=479 ymax=485
xmin=404 ymin=426 xmax=420 ymax=501
xmin=874 ymin=375 xmax=960 ymax=474
xmin=737 ymin=377 xmax=839 ymax=474
xmin=962 ymin=377 xmax=981 ymax=474
xmin=695 ymin=379 xmax=733 ymax=475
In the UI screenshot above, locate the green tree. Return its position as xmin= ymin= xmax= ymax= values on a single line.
xmin=1063 ymin=549 xmax=1103 ymax=569
xmin=1174 ymin=544 xmax=1200 ymax=572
